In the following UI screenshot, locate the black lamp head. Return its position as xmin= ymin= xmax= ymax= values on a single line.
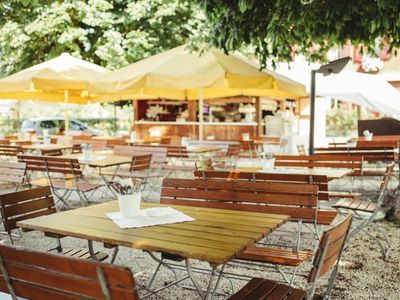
xmin=317 ymin=56 xmax=351 ymax=75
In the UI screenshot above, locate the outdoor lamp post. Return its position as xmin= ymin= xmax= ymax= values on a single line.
xmin=309 ymin=57 xmax=351 ymax=155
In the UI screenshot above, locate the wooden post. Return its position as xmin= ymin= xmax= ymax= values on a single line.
xmin=187 ymin=100 xmax=197 ymax=121
xmin=131 ymin=100 xmax=138 ymax=132
xmin=199 ymin=90 xmax=204 ymax=140
xmin=255 ymin=97 xmax=262 ymax=136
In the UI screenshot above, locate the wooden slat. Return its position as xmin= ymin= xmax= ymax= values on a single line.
xmin=0 ymin=244 xmax=139 ymax=300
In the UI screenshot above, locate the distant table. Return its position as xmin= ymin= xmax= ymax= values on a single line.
xmin=17 ymin=201 xmax=288 ymax=298
xmin=187 ymin=146 xmax=222 ymax=154
xmin=21 ymin=143 xmax=73 ymax=152
xmin=233 ymin=167 xmax=352 ymax=180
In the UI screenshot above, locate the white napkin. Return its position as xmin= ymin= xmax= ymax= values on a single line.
xmin=106 ymin=207 xmax=195 ymax=229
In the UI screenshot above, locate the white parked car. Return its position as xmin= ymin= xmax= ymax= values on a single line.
xmin=21 ymin=117 xmax=101 ymax=137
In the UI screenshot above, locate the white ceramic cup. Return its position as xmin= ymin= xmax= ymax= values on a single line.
xmin=242 ymin=133 xmax=250 ymax=141
xmin=118 ymin=192 xmax=141 ymax=218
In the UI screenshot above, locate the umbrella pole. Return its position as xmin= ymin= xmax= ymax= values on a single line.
xmin=64 ymin=90 xmax=69 ymax=135
xmin=309 ymin=70 xmax=316 ymax=155
xmin=199 ymin=90 xmax=204 ymax=140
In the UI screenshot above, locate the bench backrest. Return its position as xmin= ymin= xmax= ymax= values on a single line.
xmin=314 ymin=146 xmax=397 ymax=162
xmin=0 ymin=162 xmax=26 ymax=185
xmin=0 ymin=186 xmax=56 ymax=233
xmin=161 ymin=178 xmax=319 ymax=222
xmin=0 ymin=145 xmax=22 ymax=157
xmin=274 ymin=155 xmax=363 ymax=175
xmin=73 ymin=140 xmax=107 ymax=151
xmin=194 ymin=170 xmax=330 ymax=201
xmin=113 ymin=146 xmax=167 ymax=164
xmin=0 ymin=244 xmax=139 ymax=300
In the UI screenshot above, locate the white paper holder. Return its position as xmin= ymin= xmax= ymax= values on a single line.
xmin=118 ymin=193 xmax=141 ymax=218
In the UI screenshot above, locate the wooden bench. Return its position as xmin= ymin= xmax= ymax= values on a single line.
xmin=0 ymin=243 xmax=136 ymax=299
xmin=0 ymin=162 xmax=26 ymax=190
xmin=314 ymin=146 xmax=397 ymax=163
xmin=274 ymin=154 xmax=364 ymax=176
xmin=194 ymin=170 xmax=359 ymax=202
xmin=193 ymin=170 xmax=339 ymax=225
xmin=229 ymin=215 xmax=353 ymax=300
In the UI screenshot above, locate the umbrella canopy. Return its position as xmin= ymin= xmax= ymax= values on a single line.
xmin=0 ymin=53 xmax=109 ymax=104
xmin=90 ymin=45 xmax=307 ymax=100
xmin=316 ymin=71 xmax=400 ymax=120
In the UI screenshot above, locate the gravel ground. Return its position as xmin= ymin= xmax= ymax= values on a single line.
xmin=1 ymin=169 xmax=399 ymax=299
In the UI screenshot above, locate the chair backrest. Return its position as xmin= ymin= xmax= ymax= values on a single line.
xmin=44 ymin=156 xmax=83 ymax=177
xmin=194 ymin=170 xmax=330 ymax=201
xmin=127 ymin=144 xmax=189 ymax=158
xmin=161 ymin=178 xmax=319 ymax=222
xmin=0 ymin=145 xmax=22 ymax=157
xmin=160 ymin=137 xmax=171 ymax=144
xmin=0 ymin=186 xmax=56 ymax=233
xmin=0 ymin=139 xmax=10 ymax=145
xmin=357 ymin=140 xmax=399 ymax=148
xmin=314 ymin=146 xmax=397 ymax=162
xmin=40 ymin=148 xmax=63 ymax=156
xmin=240 ymin=140 xmax=256 ymax=152
xmin=130 ymin=154 xmax=152 ymax=172
xmin=0 ymin=162 xmax=27 ymax=186
xmin=374 ymin=163 xmax=395 ymax=210
xmin=306 ymin=215 xmax=352 ymax=299
xmin=226 ymin=143 xmax=241 ymax=156
xmin=18 ymin=154 xmax=47 ymax=172
xmin=113 ymin=145 xmax=167 ymax=164
xmin=0 ymin=244 xmax=139 ymax=300
xmin=274 ymin=155 xmax=363 ymax=175
xmin=14 ymin=140 xmax=32 ymax=146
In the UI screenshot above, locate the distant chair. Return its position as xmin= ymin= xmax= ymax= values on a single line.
xmin=0 ymin=162 xmax=27 ymax=192
xmin=0 ymin=139 xmax=10 ymax=145
xmin=240 ymin=140 xmax=258 ymax=158
xmin=40 ymin=148 xmax=63 ymax=156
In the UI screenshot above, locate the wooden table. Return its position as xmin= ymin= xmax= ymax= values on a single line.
xmin=234 ymin=167 xmax=352 ymax=180
xmin=62 ymin=153 xmax=130 ymax=167
xmin=187 ymin=146 xmax=222 ymax=154
xmin=21 ymin=143 xmax=73 ymax=152
xmin=18 ymin=201 xmax=288 ymax=298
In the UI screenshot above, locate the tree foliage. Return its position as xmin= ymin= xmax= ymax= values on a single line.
xmin=0 ymin=0 xmax=204 ymax=76
xmin=194 ymin=0 xmax=400 ymax=67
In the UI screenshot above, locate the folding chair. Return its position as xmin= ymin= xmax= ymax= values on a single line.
xmin=0 ymin=187 xmax=108 ymax=261
xmin=229 ymin=215 xmax=353 ymax=300
xmin=239 ymin=140 xmax=258 ymax=158
xmin=213 ymin=143 xmax=240 ymax=168
xmin=332 ymin=163 xmax=395 ymax=259
xmin=100 ymin=154 xmax=153 ymax=192
xmin=19 ymin=155 xmax=103 ymax=207
xmin=0 ymin=162 xmax=26 ymax=192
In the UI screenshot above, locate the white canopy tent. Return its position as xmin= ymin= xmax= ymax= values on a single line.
xmin=277 ymin=59 xmax=400 ymax=121
xmin=315 ymin=71 xmax=400 ymax=121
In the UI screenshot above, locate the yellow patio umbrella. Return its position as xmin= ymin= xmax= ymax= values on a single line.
xmin=90 ymin=45 xmax=307 ymax=100
xmin=0 ymin=53 xmax=110 ymax=132
xmin=90 ymin=45 xmax=307 ymax=139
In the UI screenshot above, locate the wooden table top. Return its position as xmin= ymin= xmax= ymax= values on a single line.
xmin=17 ymin=201 xmax=288 ymax=265
xmin=233 ymin=167 xmax=352 ymax=180
xmin=187 ymin=146 xmax=222 ymax=154
xmin=21 ymin=144 xmax=73 ymax=151
xmin=63 ymin=153 xmax=131 ymax=168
